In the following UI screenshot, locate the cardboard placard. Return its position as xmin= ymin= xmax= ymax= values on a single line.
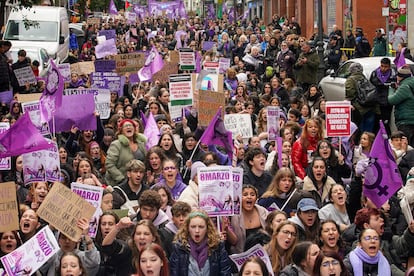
xmin=70 ymin=61 xmax=96 ymax=76
xmin=87 ymin=17 xmax=101 ymax=25
xmin=37 ymin=182 xmax=96 ymax=242
xmin=198 ymin=90 xmax=225 ymax=126
xmin=16 ymin=93 xmax=42 ymax=103
xmin=115 ymin=52 xmax=145 ymax=74
xmin=224 ymin=114 xmax=253 ymax=138
xmin=0 ymin=182 xmax=19 ymax=232
xmin=152 ymin=61 xmax=179 ymax=83
xmin=13 ymin=66 xmax=37 ymax=86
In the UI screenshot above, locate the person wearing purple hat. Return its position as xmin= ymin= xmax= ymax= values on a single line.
xmin=388 ymin=67 xmax=414 ymax=147
xmin=289 ymin=198 xmax=320 ymax=242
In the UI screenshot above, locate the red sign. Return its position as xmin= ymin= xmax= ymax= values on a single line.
xmin=325 ymin=101 xmax=351 ymax=137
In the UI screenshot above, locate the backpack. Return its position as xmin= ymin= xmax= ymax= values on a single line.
xmin=355 ymin=77 xmax=378 ymax=106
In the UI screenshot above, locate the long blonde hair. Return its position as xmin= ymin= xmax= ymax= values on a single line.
xmin=174 ymin=210 xmax=221 ymax=254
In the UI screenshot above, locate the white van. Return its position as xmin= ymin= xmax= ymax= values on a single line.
xmin=3 ymin=6 xmax=69 ymax=63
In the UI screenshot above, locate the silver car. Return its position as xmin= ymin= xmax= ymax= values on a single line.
xmin=319 ymin=56 xmax=414 ymax=101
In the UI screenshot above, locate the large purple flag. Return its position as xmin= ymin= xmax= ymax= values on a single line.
xmin=394 ymin=48 xmax=406 ymax=70
xmin=178 ymin=0 xmax=187 ymax=19
xmin=109 ymin=0 xmax=118 ymax=15
xmin=228 ymin=7 xmax=235 ymax=23
xmin=140 ymin=110 xmax=148 ymax=128
xmin=363 ymin=121 xmax=403 ymax=208
xmin=0 ymin=113 xmax=51 ymax=158
xmin=143 ymin=112 xmax=160 ymax=150
xmin=207 ymin=4 xmax=216 ymax=20
xmin=40 ymin=59 xmax=64 ymax=123
xmin=95 ymin=38 xmax=118 ymax=59
xmin=200 ymin=108 xmax=233 ymax=157
xmin=137 ymin=46 xmax=164 ymax=82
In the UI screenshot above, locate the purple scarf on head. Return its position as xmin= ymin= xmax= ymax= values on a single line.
xmin=349 ymin=247 xmax=390 ymax=276
xmin=189 ymin=238 xmax=208 ymax=270
xmin=375 ymin=67 xmax=391 ymax=84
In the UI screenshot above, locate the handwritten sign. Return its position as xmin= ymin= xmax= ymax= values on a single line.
xmin=0 ymin=182 xmax=19 ymax=232
xmin=13 ymin=66 xmax=36 ymax=86
xmin=325 ymin=101 xmax=351 ymax=137
xmin=71 ymin=182 xmax=103 ymax=238
xmin=224 ymin=114 xmax=253 ymax=138
xmin=70 ymin=61 xmax=95 ymax=75
xmin=0 ymin=123 xmax=11 ymax=170
xmin=198 ymin=90 xmax=225 ymax=126
xmin=37 ymin=182 xmax=96 ymax=241
xmin=94 ymin=89 xmax=111 ymax=119
xmin=1 ymin=226 xmax=59 ymax=276
xmin=87 ymin=17 xmax=101 ymax=25
xmin=229 ymin=244 xmax=274 ymax=276
xmin=16 ymin=93 xmax=42 ymax=103
xmin=152 ymin=61 xmax=178 ymax=83
xmin=115 ymin=52 xmax=145 ymax=74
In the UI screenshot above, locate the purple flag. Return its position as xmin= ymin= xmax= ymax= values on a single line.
xmin=140 ymin=110 xmax=147 ymax=128
xmin=109 ymin=0 xmax=118 ymax=15
xmin=195 ymin=51 xmax=202 ymax=73
xmin=200 ymin=108 xmax=233 ymax=157
xmin=228 ymin=7 xmax=235 ymax=23
xmin=207 ymin=4 xmax=216 ymax=19
xmin=394 ymin=48 xmax=406 ymax=70
xmin=0 ymin=113 xmax=51 ymax=158
xmin=50 ymin=93 xmax=96 ymax=133
xmin=242 ymin=9 xmax=249 ymax=20
xmin=95 ymin=38 xmax=118 ymax=59
xmin=144 ymin=112 xmax=160 ymax=150
xmin=363 ymin=121 xmax=403 ymax=208
xmin=137 ymin=46 xmax=164 ymax=82
xmin=222 ymin=1 xmax=228 ymax=14
xmin=40 ymin=59 xmax=64 ymax=123
xmin=178 ymin=0 xmax=187 ymax=19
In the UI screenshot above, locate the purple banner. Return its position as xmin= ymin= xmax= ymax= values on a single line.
xmin=50 ymin=94 xmax=96 ymax=133
xmin=91 ymin=72 xmax=122 ymax=93
xmin=0 ymin=91 xmax=13 ymax=104
xmin=98 ymin=29 xmax=117 ymax=41
xmin=95 ymin=39 xmax=118 ymax=59
xmin=94 ymin=60 xmax=116 ymax=72
xmin=202 ymin=41 xmax=215 ymax=51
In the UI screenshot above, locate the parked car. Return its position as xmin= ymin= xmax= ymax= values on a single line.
xmin=8 ymin=46 xmax=51 ymax=77
xmin=319 ymin=56 xmax=414 ymax=101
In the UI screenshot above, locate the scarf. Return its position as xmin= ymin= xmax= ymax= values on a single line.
xmin=349 ymin=247 xmax=390 ymax=276
xmin=189 ymin=238 xmax=208 ymax=270
xmin=375 ymin=67 xmax=391 ymax=84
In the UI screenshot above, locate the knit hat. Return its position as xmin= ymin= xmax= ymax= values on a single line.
xmin=349 ymin=62 xmax=363 ymax=74
xmin=118 ymin=119 xmax=137 ymax=129
xmin=397 ymin=67 xmax=412 ymax=79
xmin=191 ymin=161 xmax=206 ymax=180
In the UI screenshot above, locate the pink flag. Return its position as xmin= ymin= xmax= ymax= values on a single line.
xmin=40 ymin=59 xmax=64 ymax=123
xmin=199 ymin=108 xmax=233 ymax=157
xmin=0 ymin=113 xmax=51 ymax=158
xmin=143 ymin=112 xmax=160 ymax=150
xmin=363 ymin=121 xmax=403 ymax=208
xmin=109 ymin=0 xmax=118 ymax=15
xmin=137 ymin=46 xmax=164 ymax=82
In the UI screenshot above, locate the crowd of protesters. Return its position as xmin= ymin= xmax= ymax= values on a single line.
xmin=2 ymin=8 xmax=414 ymax=276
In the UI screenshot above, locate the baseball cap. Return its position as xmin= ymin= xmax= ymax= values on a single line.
xmin=297 ymin=198 xmax=319 ymax=212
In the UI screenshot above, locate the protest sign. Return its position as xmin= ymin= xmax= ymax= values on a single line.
xmin=325 ymin=101 xmax=351 ymax=137
xmin=98 ymin=29 xmax=116 ymax=40
xmin=267 ymin=106 xmax=280 ymax=141
xmin=70 ymin=61 xmax=96 ymax=76
xmin=169 ymin=74 xmax=193 ymax=106
xmin=0 ymin=90 xmax=13 ymax=105
xmin=0 ymin=182 xmax=19 ymax=232
xmin=57 ymin=63 xmax=71 ymax=82
xmin=1 ymin=226 xmax=59 ymax=276
xmin=179 ymin=49 xmax=195 ymax=70
xmin=13 ymin=66 xmax=37 ymax=86
xmin=37 ymin=182 xmax=96 ymax=241
xmin=115 ymin=52 xmax=145 ymax=74
xmin=22 ymin=140 xmax=60 ymax=184
xmin=50 ymin=93 xmax=96 ymax=132
xmin=219 ymin=57 xmax=231 ymax=74
xmin=197 ymin=90 xmax=225 ymax=126
xmin=94 ymin=89 xmax=111 ymax=119
xmin=195 ymin=70 xmax=224 ymax=92
xmin=203 ymin=61 xmax=219 ymax=74
xmin=169 ymin=51 xmax=179 ymax=63
xmin=71 ymin=182 xmax=104 ymax=238
xmin=202 ymin=41 xmax=215 ymax=51
xmin=198 ymin=166 xmax=234 ymax=216
xmin=152 ymin=61 xmax=179 ymax=83
xmin=0 ymin=123 xmax=11 ymax=170
xmin=95 ymin=38 xmax=118 ymax=59
xmin=16 ymin=93 xmax=42 ymax=103
xmin=229 ymin=244 xmax=274 ymax=276
xmin=232 ymin=167 xmax=243 ymax=215
xmin=21 ymin=101 xmax=50 ymax=136
xmin=94 ymin=59 xmax=116 ymax=72
xmin=87 ymin=17 xmax=101 ymax=25
xmin=91 ymin=72 xmax=122 ymax=94
xmin=224 ymin=114 xmax=253 ymax=138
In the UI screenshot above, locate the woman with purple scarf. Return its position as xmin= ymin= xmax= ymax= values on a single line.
xmin=344 ymin=228 xmax=391 ymax=276
xmin=169 ymin=210 xmax=232 ymax=276
xmin=369 ymin=57 xmax=397 ymax=134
